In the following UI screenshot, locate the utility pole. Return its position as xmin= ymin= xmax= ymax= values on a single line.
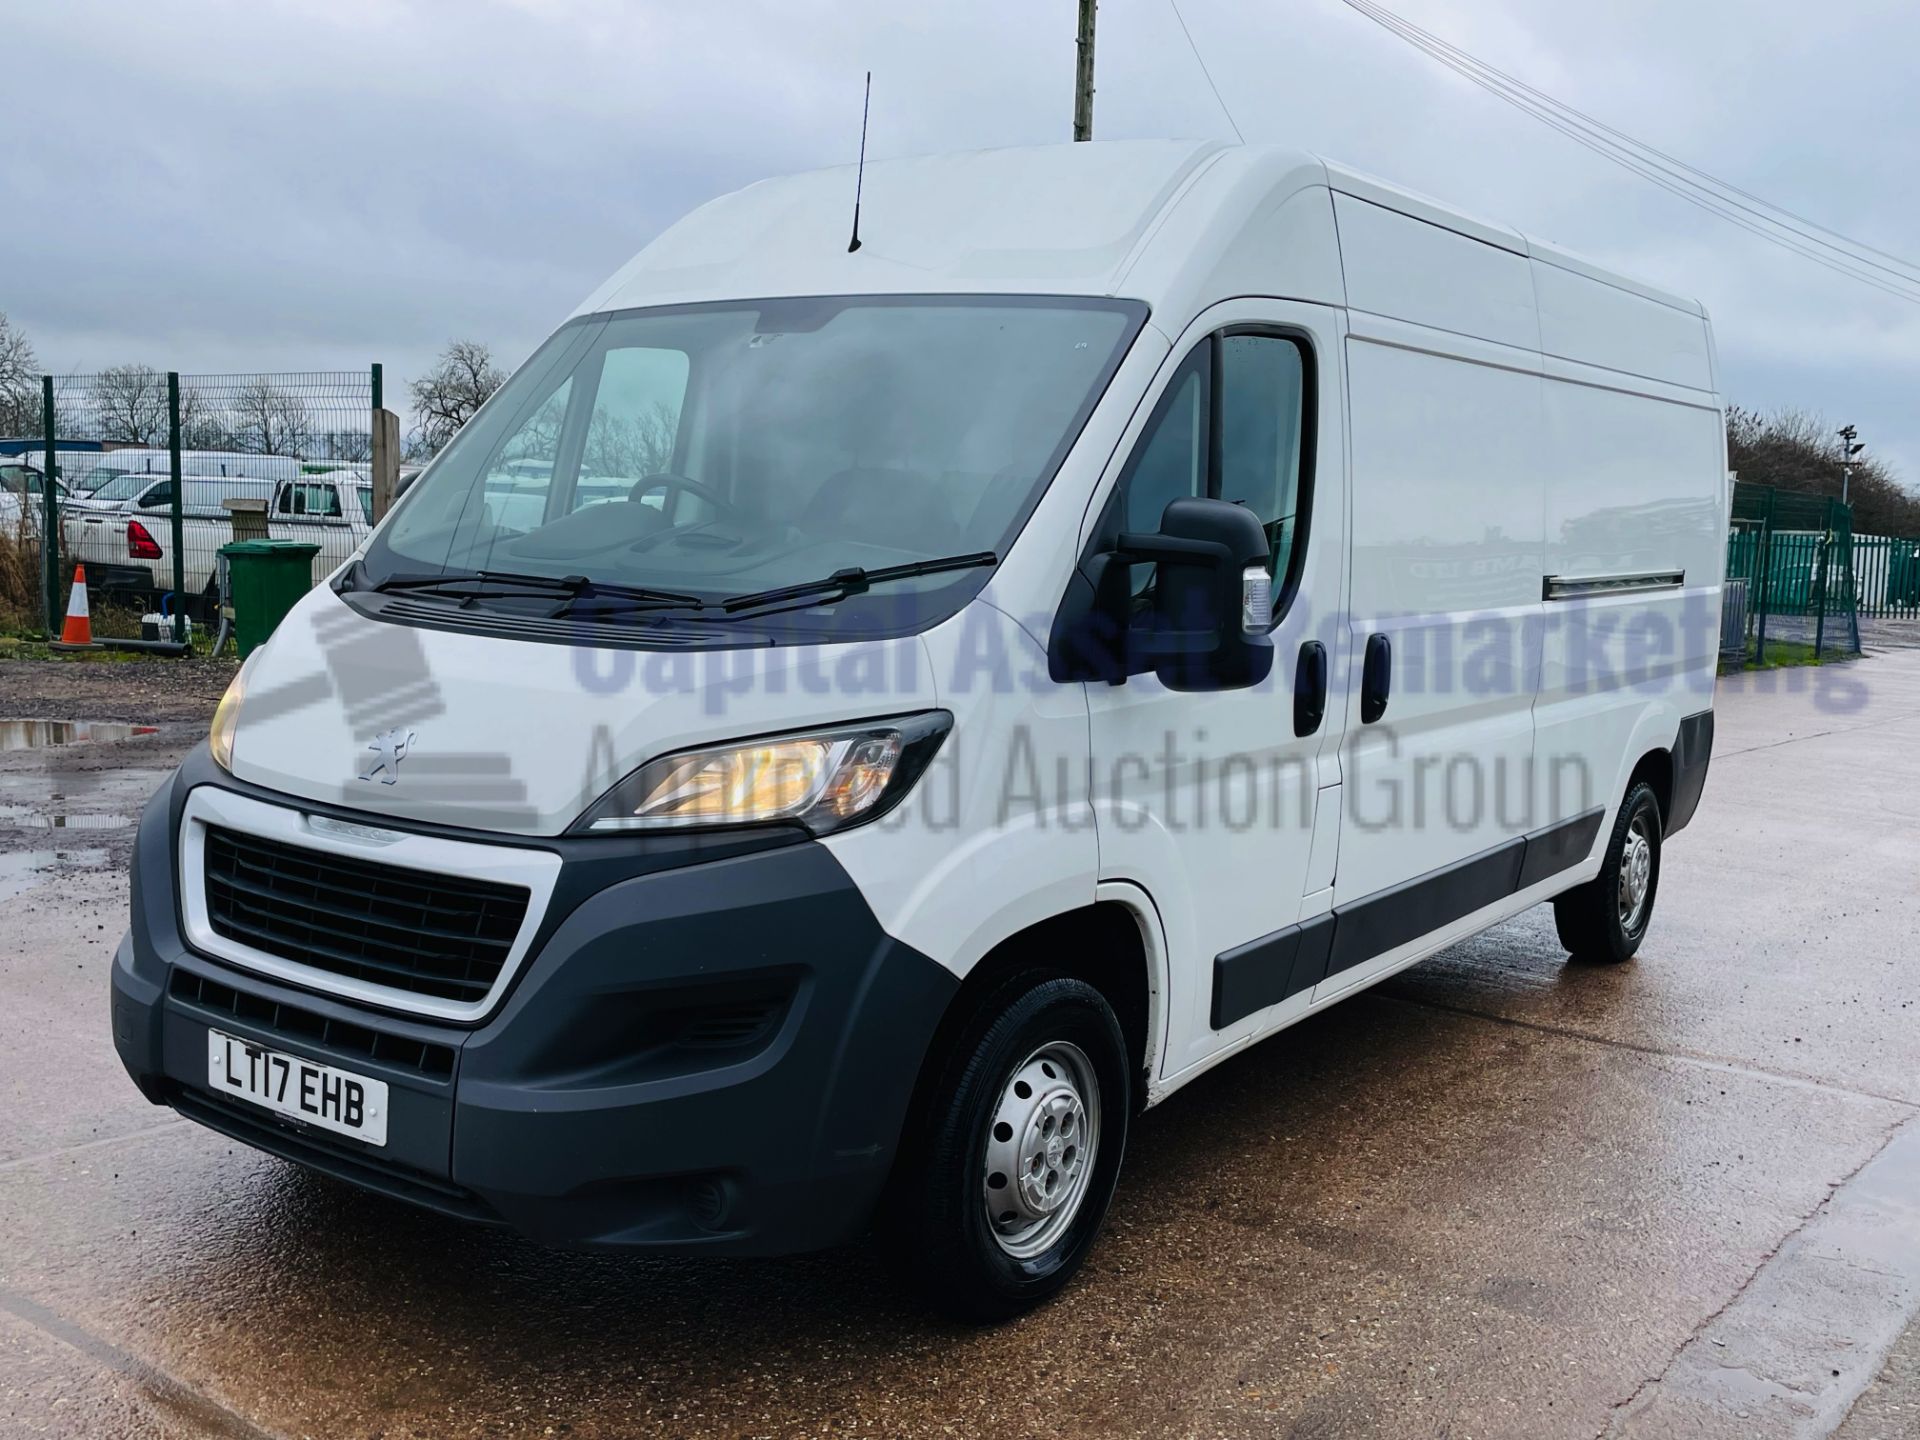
xmin=1073 ymin=0 xmax=1097 ymax=141
xmin=1837 ymin=424 xmax=1864 ymax=506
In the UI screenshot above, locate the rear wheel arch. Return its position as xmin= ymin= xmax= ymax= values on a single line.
xmin=1625 ymin=746 xmax=1674 ymax=828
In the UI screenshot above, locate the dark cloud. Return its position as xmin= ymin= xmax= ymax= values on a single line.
xmin=7 ymin=0 xmax=1917 ymax=483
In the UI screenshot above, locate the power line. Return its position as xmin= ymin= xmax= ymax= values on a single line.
xmin=1338 ymin=0 xmax=1920 ymax=306
xmin=1345 ymin=0 xmax=1920 ymax=281
xmin=1169 ymin=0 xmax=1244 ymax=144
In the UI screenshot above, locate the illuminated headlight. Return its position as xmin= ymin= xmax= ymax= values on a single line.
xmin=575 ymin=712 xmax=952 ymax=835
xmin=209 ymin=652 xmax=258 ymax=772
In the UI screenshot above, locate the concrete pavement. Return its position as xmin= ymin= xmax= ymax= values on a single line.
xmin=0 ymin=651 xmax=1916 ymax=1438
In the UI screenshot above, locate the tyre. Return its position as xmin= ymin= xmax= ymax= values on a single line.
xmin=882 ymin=973 xmax=1130 ymax=1322
xmin=1553 ymin=780 xmax=1662 ymax=964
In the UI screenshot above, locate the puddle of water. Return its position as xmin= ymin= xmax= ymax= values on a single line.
xmin=0 ymin=720 xmax=158 ymax=751
xmin=0 ymin=847 xmax=112 ymax=902
xmin=0 ymin=768 xmax=171 ymax=794
xmin=0 ymin=804 xmax=133 ymax=830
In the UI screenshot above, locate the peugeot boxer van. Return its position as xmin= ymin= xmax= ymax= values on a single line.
xmin=112 ymin=141 xmax=1724 ymax=1319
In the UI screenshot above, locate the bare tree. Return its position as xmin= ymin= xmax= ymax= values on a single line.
xmin=231 ymin=380 xmax=314 ymax=456
xmin=315 ymin=428 xmax=371 ymax=464
xmin=583 ymin=400 xmax=681 ymax=479
xmin=178 ymin=385 xmax=234 ymax=450
xmin=0 ymin=312 xmax=38 ymax=438
xmin=90 ymin=364 xmax=172 ymax=444
xmin=409 ymin=340 xmax=506 ymax=456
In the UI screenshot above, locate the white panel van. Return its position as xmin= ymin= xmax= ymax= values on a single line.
xmin=111 ymin=142 xmax=1724 ymax=1320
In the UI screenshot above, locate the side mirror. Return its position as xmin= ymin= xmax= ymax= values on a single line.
xmin=1125 ymin=497 xmax=1275 ymax=691
xmin=1048 ymin=495 xmax=1274 ymax=691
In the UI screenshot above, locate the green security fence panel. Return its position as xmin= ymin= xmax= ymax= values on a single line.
xmin=33 ymin=366 xmax=377 ymax=649
xmin=1849 ymin=535 xmax=1920 ymax=619
xmin=1724 ymin=482 xmax=1862 ymax=663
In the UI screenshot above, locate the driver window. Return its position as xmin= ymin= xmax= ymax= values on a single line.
xmin=577 ymin=345 xmax=690 ymax=515
xmin=1115 ymin=348 xmax=1208 ymax=597
xmin=1217 ymin=334 xmax=1307 ymax=580
xmin=1113 ymin=330 xmax=1313 ymax=604
xmin=1122 ymin=351 xmax=1207 ymax=536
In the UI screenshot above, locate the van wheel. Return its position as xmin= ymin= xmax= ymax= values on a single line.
xmin=882 ymin=974 xmax=1129 ymax=1322
xmin=1553 ymin=781 xmax=1662 ymax=964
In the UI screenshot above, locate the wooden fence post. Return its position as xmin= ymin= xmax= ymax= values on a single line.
xmin=370 ymin=408 xmax=401 ymax=524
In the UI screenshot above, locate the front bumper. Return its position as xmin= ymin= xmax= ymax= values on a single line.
xmin=112 ymin=750 xmax=957 ymax=1255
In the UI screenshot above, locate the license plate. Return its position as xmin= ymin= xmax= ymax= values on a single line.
xmin=205 ymin=1030 xmax=388 ymax=1146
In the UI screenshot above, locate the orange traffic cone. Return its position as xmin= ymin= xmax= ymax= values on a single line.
xmin=52 ymin=565 xmax=98 ymax=650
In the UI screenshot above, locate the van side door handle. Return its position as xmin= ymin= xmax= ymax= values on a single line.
xmin=1293 ymin=641 xmax=1328 ymax=737
xmin=1361 ymin=633 xmax=1392 ymax=724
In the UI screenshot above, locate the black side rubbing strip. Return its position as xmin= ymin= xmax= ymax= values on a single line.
xmin=1209 ymin=808 xmax=1625 ymax=1027
xmin=1211 ymin=926 xmax=1302 ymax=1030
xmin=1665 ymin=709 xmax=1715 ymax=835
xmin=1517 ymin=807 xmax=1605 ymax=890
xmin=1209 ymin=913 xmax=1334 ymax=1030
xmin=1325 ymin=837 xmax=1524 ymax=979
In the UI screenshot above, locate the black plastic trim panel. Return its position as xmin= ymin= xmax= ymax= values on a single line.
xmin=1210 ymin=807 xmax=1607 ymax=1029
xmin=1210 ymin=914 xmax=1333 ymax=1029
xmin=1666 ymin=709 xmax=1714 ymax=835
xmin=168 ymin=1085 xmax=499 ymax=1225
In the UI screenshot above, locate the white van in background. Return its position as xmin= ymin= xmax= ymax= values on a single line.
xmin=65 ymin=450 xmax=303 ymax=506
xmin=112 ymin=141 xmax=1725 ymax=1320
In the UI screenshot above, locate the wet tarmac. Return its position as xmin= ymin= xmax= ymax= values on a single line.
xmin=0 ymin=655 xmax=1916 ymax=1438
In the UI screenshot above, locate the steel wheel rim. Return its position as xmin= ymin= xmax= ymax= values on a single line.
xmin=1618 ymin=814 xmax=1654 ymax=930
xmin=982 ymin=1041 xmax=1101 ymax=1259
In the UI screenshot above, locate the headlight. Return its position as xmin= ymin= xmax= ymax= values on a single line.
xmin=208 ymin=653 xmax=257 ymax=772
xmin=575 ymin=712 xmax=951 ymax=835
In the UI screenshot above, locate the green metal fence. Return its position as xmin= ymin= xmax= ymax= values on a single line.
xmin=1850 ymin=535 xmax=1920 ymax=619
xmin=32 ymin=367 xmax=377 ymax=649
xmin=1724 ymin=482 xmax=1860 ymax=664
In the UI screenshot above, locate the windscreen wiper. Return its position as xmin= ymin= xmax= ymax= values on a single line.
xmin=718 ymin=552 xmax=998 ymax=615
xmin=369 ymin=569 xmax=707 ymax=610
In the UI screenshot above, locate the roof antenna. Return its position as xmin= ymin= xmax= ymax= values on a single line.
xmin=848 ymin=70 xmax=871 ymax=253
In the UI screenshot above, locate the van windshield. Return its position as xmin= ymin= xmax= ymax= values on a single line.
xmin=87 ymin=473 xmax=153 ymax=502
xmin=359 ymin=295 xmax=1144 ymax=639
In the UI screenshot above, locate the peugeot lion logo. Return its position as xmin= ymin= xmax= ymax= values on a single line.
xmin=361 ymin=728 xmax=415 ymax=785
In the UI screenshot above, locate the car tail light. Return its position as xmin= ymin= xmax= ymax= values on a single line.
xmin=127 ymin=520 xmax=162 ymax=558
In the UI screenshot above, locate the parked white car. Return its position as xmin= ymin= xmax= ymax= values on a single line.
xmin=67 ymin=471 xmax=371 ymax=608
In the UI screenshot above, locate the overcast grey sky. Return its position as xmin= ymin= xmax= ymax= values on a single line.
xmin=7 ymin=0 xmax=1918 ymax=481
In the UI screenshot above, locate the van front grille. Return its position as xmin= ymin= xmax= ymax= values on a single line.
xmin=202 ymin=826 xmax=529 ymax=1005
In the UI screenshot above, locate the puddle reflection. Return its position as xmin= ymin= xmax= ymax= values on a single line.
xmin=0 ymin=847 xmax=112 ymax=901
xmin=0 ymin=720 xmax=158 ymax=751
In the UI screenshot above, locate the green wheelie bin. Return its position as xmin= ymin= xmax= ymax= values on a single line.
xmin=220 ymin=539 xmax=322 ymax=657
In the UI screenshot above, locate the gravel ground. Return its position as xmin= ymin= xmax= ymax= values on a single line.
xmin=0 ymin=657 xmax=234 ymax=728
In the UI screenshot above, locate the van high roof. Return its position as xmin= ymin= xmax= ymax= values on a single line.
xmin=578 ymin=139 xmax=1705 ymax=328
